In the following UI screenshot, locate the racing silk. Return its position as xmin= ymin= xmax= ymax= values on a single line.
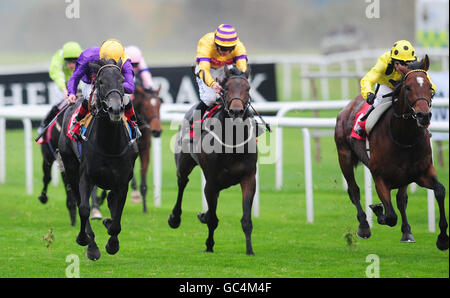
xmin=134 ymin=58 xmax=154 ymax=90
xmin=360 ymin=51 xmax=436 ymax=100
xmin=49 ymin=48 xmax=74 ymax=91
xmin=196 ymin=32 xmax=248 ymax=87
xmin=67 ymin=46 xmax=135 ymax=96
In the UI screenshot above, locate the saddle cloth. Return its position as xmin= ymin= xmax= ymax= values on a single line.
xmin=190 ymin=104 xmax=221 ymax=139
xmin=351 ymin=101 xmax=392 ymax=140
xmin=37 ymin=119 xmax=61 ymax=145
xmin=66 ymin=105 xmax=132 ymax=142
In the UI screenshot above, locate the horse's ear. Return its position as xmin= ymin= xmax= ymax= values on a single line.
xmin=89 ymin=62 xmax=101 ymax=75
xmin=421 ymin=55 xmax=430 ymax=71
xmin=244 ymin=65 xmax=251 ymax=79
xmin=224 ymin=65 xmax=230 ymax=77
xmin=117 ymin=58 xmax=123 ymax=68
xmin=394 ymin=62 xmax=409 ymax=76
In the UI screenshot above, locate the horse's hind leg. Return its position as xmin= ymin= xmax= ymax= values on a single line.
xmin=38 ymin=160 xmax=53 ymax=204
xmin=337 ymin=147 xmax=371 ymax=239
xmin=240 ymin=174 xmax=256 ymax=255
xmin=396 ymin=186 xmax=415 ymax=243
xmin=417 ymin=167 xmax=448 ymax=251
xmin=168 ymin=153 xmax=196 ymax=229
xmin=139 ymin=148 xmax=150 ymax=213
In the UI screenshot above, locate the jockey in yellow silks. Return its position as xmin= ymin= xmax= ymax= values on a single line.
xmin=354 ymin=40 xmax=436 ymax=137
xmin=193 ymin=24 xmax=248 ymax=118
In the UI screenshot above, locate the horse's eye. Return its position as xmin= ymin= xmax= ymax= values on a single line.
xmin=405 ymin=85 xmax=411 ymax=91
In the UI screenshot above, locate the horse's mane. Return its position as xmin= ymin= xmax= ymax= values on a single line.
xmin=226 ymin=66 xmax=245 ymax=77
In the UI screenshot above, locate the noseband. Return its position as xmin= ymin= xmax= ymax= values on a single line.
xmin=220 ymin=75 xmax=251 ymax=117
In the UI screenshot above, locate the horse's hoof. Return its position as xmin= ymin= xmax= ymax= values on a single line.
xmin=436 ymin=234 xmax=449 ymax=251
xmin=197 ymin=213 xmax=207 ymax=224
xmin=76 ymin=234 xmax=91 ymax=246
xmin=246 ymin=251 xmax=255 ymax=256
xmin=38 ymin=194 xmax=48 ymax=204
xmin=130 ymin=190 xmax=142 ymax=203
xmin=401 ymin=233 xmax=416 ymax=243
xmin=204 ymin=248 xmax=214 ymax=253
xmin=168 ymin=214 xmax=181 ymax=229
xmin=356 ymin=227 xmax=371 ymax=239
xmin=86 ymin=245 xmax=101 ymax=261
xmin=105 ymin=237 xmax=120 ymax=255
xmin=90 ymin=208 xmax=102 ymax=220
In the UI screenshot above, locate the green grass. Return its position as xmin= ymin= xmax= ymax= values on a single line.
xmin=0 ymin=125 xmax=448 ymax=278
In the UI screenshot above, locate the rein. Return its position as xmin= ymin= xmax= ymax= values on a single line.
xmin=219 ymin=75 xmax=251 ymax=118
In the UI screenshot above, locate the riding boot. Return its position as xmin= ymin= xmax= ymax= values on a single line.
xmin=124 ymin=101 xmax=141 ymax=139
xmin=38 ymin=105 xmax=60 ymax=136
xmin=68 ymin=99 xmax=89 ymax=142
xmin=360 ymin=105 xmax=375 ymax=122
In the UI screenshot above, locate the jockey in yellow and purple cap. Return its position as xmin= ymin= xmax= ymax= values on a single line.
xmin=66 ymin=39 xmax=141 ymax=141
xmin=354 ymin=40 xmax=436 ymax=137
xmin=193 ymin=24 xmax=248 ymax=119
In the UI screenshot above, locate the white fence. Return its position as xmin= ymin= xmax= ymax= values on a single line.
xmin=0 ymin=99 xmax=448 ymax=230
xmin=252 ymin=47 xmax=449 ymax=100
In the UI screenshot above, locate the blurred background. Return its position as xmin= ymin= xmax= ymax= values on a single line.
xmin=1 ymin=0 xmax=444 ymax=65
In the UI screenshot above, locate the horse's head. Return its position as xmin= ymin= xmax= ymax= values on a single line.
xmin=135 ymin=84 xmax=163 ymax=138
xmin=220 ymin=66 xmax=251 ymax=119
xmin=89 ymin=58 xmax=125 ymax=122
xmin=394 ymin=55 xmax=433 ymax=127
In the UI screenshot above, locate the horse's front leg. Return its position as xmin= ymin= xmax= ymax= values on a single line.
xmin=77 ymin=175 xmax=100 ymax=260
xmin=198 ymin=182 xmax=219 ymax=253
xmin=417 ymin=167 xmax=448 ymax=251
xmin=371 ymin=177 xmax=397 ymax=227
xmin=103 ymin=186 xmax=128 ymax=255
xmin=38 ymin=159 xmax=53 ymax=204
xmin=240 ymin=174 xmax=256 ymax=255
xmin=396 ymin=186 xmax=415 ymax=243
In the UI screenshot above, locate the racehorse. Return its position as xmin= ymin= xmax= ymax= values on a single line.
xmin=129 ymin=83 xmax=163 ymax=213
xmin=168 ymin=66 xmax=260 ymax=255
xmin=59 ymin=58 xmax=138 ymax=261
xmin=37 ymin=108 xmax=77 ymax=226
xmin=335 ymin=55 xmax=448 ymax=250
xmin=38 ymin=106 xmax=103 ymax=225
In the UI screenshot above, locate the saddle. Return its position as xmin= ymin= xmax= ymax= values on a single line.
xmin=351 ymin=101 xmax=392 ymax=141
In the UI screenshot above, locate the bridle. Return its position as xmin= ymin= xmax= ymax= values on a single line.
xmin=94 ymin=64 xmax=125 ymax=114
xmin=389 ymin=68 xmax=432 ymax=148
xmin=392 ymin=69 xmax=432 ymax=120
xmin=219 ymin=75 xmax=251 ymax=118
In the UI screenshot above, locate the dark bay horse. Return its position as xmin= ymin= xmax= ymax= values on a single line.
xmin=129 ymin=84 xmax=163 ymax=213
xmin=38 ymin=108 xmax=77 ymax=225
xmin=38 ymin=105 xmax=103 ymax=225
xmin=168 ymin=66 xmax=260 ymax=255
xmin=59 ymin=58 xmax=138 ymax=261
xmin=335 ymin=55 xmax=448 ymax=250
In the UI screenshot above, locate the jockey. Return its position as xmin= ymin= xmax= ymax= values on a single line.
xmin=193 ymin=24 xmax=248 ymax=120
xmin=125 ymin=45 xmax=155 ymax=93
xmin=354 ymin=40 xmax=436 ymax=137
xmin=37 ymin=41 xmax=83 ymax=137
xmin=66 ymin=39 xmax=141 ymax=141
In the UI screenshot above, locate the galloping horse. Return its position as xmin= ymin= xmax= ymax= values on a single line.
xmin=129 ymin=83 xmax=163 ymax=213
xmin=37 ymin=108 xmax=77 ymax=226
xmin=168 ymin=66 xmax=260 ymax=255
xmin=59 ymin=58 xmax=138 ymax=260
xmin=335 ymin=55 xmax=448 ymax=250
